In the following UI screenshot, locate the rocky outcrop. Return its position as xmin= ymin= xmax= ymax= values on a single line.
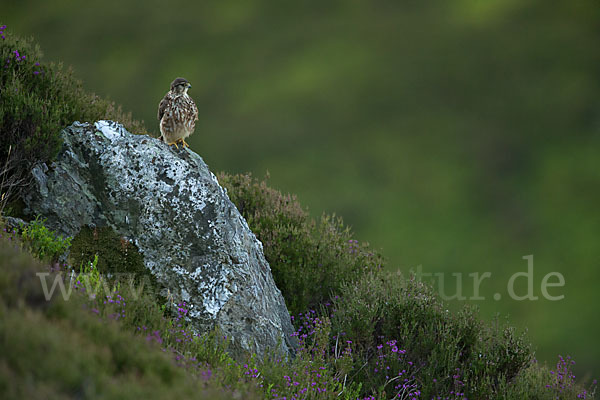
xmin=23 ymin=120 xmax=296 ymax=358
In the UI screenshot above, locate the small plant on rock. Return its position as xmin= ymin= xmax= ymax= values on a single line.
xmin=20 ymin=216 xmax=71 ymax=262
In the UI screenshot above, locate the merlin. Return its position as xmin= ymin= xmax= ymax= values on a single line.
xmin=158 ymin=77 xmax=199 ymax=148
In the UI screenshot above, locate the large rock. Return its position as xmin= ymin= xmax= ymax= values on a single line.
xmin=23 ymin=120 xmax=296 ymax=358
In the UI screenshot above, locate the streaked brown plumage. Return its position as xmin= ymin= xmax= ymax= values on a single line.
xmin=158 ymin=77 xmax=198 ymax=148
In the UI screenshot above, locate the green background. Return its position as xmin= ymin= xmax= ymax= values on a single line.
xmin=3 ymin=0 xmax=599 ymax=379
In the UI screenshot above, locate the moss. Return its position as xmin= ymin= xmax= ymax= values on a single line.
xmin=68 ymin=226 xmax=155 ymax=289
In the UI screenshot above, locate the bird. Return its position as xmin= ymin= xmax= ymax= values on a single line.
xmin=157 ymin=77 xmax=199 ymax=149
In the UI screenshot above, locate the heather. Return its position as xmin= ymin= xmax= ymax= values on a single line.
xmin=1 ymin=212 xmax=597 ymax=399
xmin=0 ymin=227 xmax=261 ymax=400
xmin=0 ymin=24 xmax=145 ymax=212
xmin=218 ymin=172 xmax=383 ymax=316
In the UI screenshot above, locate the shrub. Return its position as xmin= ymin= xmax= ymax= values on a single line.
xmin=329 ymin=271 xmax=533 ymax=398
xmin=253 ymin=314 xmax=362 ymax=400
xmin=0 ymin=25 xmax=146 ymax=209
xmin=20 ymin=216 xmax=71 ymax=262
xmin=543 ymin=355 xmax=597 ymax=399
xmin=218 ymin=173 xmax=584 ymax=398
xmin=218 ymin=172 xmax=383 ymax=316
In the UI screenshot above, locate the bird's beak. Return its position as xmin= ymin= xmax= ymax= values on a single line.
xmin=187 ymin=83 xmax=192 ymax=89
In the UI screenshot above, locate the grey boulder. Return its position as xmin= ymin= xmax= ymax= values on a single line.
xmin=23 ymin=120 xmax=296 ymax=358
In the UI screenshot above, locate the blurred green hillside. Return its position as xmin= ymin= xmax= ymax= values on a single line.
xmin=3 ymin=0 xmax=599 ymax=379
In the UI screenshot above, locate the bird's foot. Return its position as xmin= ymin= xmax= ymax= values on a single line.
xmin=177 ymin=138 xmax=190 ymax=148
xmin=167 ymin=141 xmax=180 ymax=149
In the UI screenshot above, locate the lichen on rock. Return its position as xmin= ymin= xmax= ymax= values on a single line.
xmin=23 ymin=120 xmax=297 ymax=358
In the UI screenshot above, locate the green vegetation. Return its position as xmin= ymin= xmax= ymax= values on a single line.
xmin=221 ymin=174 xmax=595 ymax=398
xmin=0 ymin=24 xmax=145 ymax=208
xmin=1 ymin=207 xmax=596 ymax=399
xmin=69 ymin=226 xmax=151 ymax=286
xmin=219 ymin=172 xmax=536 ymax=397
xmin=0 ymin=228 xmax=261 ymax=400
xmin=3 ymin=2 xmax=600 ymax=374
xmin=20 ymin=216 xmax=71 ymax=262
xmin=5 ymin=0 xmax=596 ymax=376
xmin=219 ymin=172 xmax=383 ymax=316
xmin=0 ymin=22 xmax=597 ymax=399
xmin=331 ymin=273 xmax=530 ymax=398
